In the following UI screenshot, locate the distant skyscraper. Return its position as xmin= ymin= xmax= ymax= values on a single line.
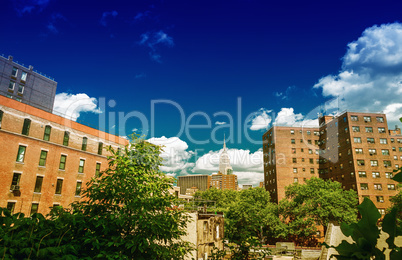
xmin=210 ymin=137 xmax=237 ymax=190
xmin=218 ymin=137 xmax=233 ymax=175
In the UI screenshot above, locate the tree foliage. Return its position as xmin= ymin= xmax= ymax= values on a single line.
xmin=278 ymin=177 xmax=358 ymax=246
xmin=327 ymin=166 xmax=402 ymax=259
xmin=194 ymin=188 xmax=239 ymax=213
xmin=0 ymin=136 xmax=193 ymax=259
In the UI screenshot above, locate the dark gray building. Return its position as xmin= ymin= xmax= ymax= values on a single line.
xmin=177 ymin=175 xmax=211 ymax=195
xmin=0 ymin=55 xmax=57 ymax=113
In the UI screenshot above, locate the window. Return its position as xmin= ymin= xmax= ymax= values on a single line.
xmin=293 ymin=168 xmax=298 ymax=173
xmin=59 ymin=155 xmax=67 ymax=170
xmin=55 ymin=179 xmax=63 ymax=194
xmin=291 ymin=139 xmax=295 ymax=144
xmin=358 ymin=171 xmax=366 ymax=178
xmin=360 ymin=183 xmax=368 ymax=190
xmin=352 ymin=126 xmax=360 ymax=132
xmin=0 ymin=110 xmax=3 ymax=129
xmin=343 ymin=117 xmax=347 ymax=122
xmin=78 ymin=159 xmax=85 ymax=173
xmin=11 ymin=172 xmax=21 ymax=188
xmin=63 ymin=131 xmax=70 ymax=146
xmin=310 ymin=168 xmax=314 ymax=174
xmin=307 ymin=130 xmax=311 ymax=135
xmin=385 ymin=172 xmax=393 ymax=179
xmin=16 ymin=145 xmax=26 ymax=162
xmin=400 ymin=147 xmax=402 ymax=152
xmin=21 ymin=71 xmax=27 ymax=81
xmin=388 ymin=184 xmax=396 ymax=190
xmin=376 ymin=196 xmax=384 ymax=203
xmin=351 ymin=115 xmax=358 ymax=121
xmin=379 ymin=209 xmax=386 ymax=215
xmin=367 ymin=138 xmax=375 ymax=144
xmin=365 ymin=127 xmax=373 ymax=133
xmin=395 ymin=155 xmax=398 ymax=160
xmin=292 ymin=148 xmax=296 ymax=154
xmin=11 ymin=67 xmax=18 ymax=77
xmin=292 ymin=158 xmax=297 ymax=163
xmin=95 ymin=163 xmax=101 ymax=177
xmin=30 ymin=203 xmax=39 ymax=215
xmin=98 ymin=142 xmax=103 ymax=155
xmin=309 ymin=158 xmax=314 ymax=164
xmin=290 ymin=129 xmax=294 ymax=134
xmin=22 ymin=119 xmax=31 ymax=135
xmin=382 ymin=149 xmax=390 ymax=155
xmin=374 ymin=184 xmax=382 ymax=190
xmin=355 ymin=148 xmax=363 ymax=154
xmin=369 ymin=149 xmax=376 ymax=155
xmin=9 ymin=80 xmax=15 ymax=90
xmin=82 ymin=137 xmax=87 ymax=151
xmin=345 ymin=127 xmax=348 ymax=133
xmin=39 ymin=150 xmax=48 ymax=166
xmin=294 ymin=178 xmax=298 ymax=183
xmin=7 ymin=202 xmax=16 ymax=214
xmin=380 ymin=138 xmax=388 ymax=144
xmin=43 ymin=125 xmax=51 ymax=141
xmin=371 ymin=160 xmax=378 ymax=166
xmin=378 ymin=127 xmax=386 ymax=133
xmin=309 ymin=149 xmax=313 ymax=154
xmin=357 ymin=160 xmax=365 ymax=166
xmin=364 ymin=116 xmax=371 ymax=122
xmin=301 ymin=158 xmax=305 ymax=162
xmin=75 ymin=182 xmax=82 ymax=196
xmin=372 ymin=172 xmax=380 ymax=178
xmin=18 ymin=84 xmax=24 ymax=94
xmin=391 ymin=138 xmax=395 ymax=143
xmin=34 ymin=176 xmax=44 ymax=193
xmin=383 ymin=160 xmax=392 ymax=167
xmin=376 ymin=117 xmax=384 ymax=123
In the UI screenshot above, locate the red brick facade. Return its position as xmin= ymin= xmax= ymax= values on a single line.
xmin=0 ymin=95 xmax=127 ymax=216
xmin=263 ymin=112 xmax=399 ymax=213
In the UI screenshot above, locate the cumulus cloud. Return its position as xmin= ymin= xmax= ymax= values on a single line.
xmin=249 ymin=108 xmax=273 ymax=131
xmin=193 ymin=148 xmax=263 ymax=173
xmin=139 ymin=30 xmax=174 ymax=62
xmin=13 ymin=0 xmax=50 ymax=16
xmin=100 ymin=10 xmax=118 ymax=27
xmin=314 ymin=22 xmax=402 ymax=126
xmin=147 ymin=136 xmax=194 ymax=173
xmin=274 ymin=107 xmax=319 ymax=127
xmin=53 ymin=93 xmax=102 ymax=121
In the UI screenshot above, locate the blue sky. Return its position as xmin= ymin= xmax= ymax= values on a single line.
xmin=2 ymin=0 xmax=402 ymax=186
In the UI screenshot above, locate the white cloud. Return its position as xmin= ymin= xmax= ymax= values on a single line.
xmin=46 ymin=13 xmax=66 ymax=35
xmin=53 ymin=93 xmax=101 ymax=121
xmin=147 ymin=136 xmax=194 ymax=173
xmin=215 ymin=121 xmax=227 ymax=125
xmin=14 ymin=0 xmax=50 ymax=16
xmin=193 ymin=148 xmax=263 ymax=173
xmin=274 ymin=107 xmax=319 ymax=127
xmin=139 ymin=30 xmax=174 ymax=62
xmin=100 ymin=10 xmax=118 ymax=27
xmin=249 ymin=108 xmax=273 ymax=131
xmin=314 ymin=22 xmax=402 ymax=126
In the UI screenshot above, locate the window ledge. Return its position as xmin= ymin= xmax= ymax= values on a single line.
xmin=15 ymin=161 xmax=24 ymax=165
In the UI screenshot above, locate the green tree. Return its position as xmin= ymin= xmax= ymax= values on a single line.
xmin=194 ymin=188 xmax=239 ymax=213
xmin=224 ymin=188 xmax=277 ymax=259
xmin=72 ymin=137 xmax=193 ymax=259
xmin=279 ymin=177 xmax=358 ymax=245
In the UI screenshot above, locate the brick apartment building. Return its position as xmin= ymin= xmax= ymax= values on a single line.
xmin=263 ymin=112 xmax=400 ymax=213
xmin=0 ymin=56 xmax=127 ymax=216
